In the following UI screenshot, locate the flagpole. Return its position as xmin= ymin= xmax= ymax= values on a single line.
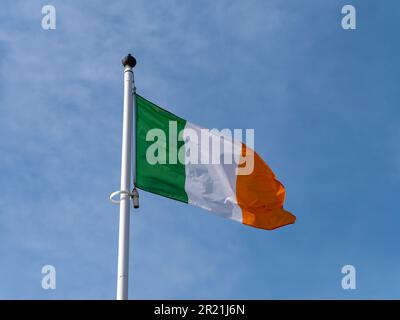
xmin=116 ymin=53 xmax=137 ymax=300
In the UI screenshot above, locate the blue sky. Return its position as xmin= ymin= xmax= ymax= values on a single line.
xmin=0 ymin=0 xmax=399 ymax=299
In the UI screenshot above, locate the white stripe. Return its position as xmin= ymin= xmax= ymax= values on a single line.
xmin=183 ymin=122 xmax=242 ymax=223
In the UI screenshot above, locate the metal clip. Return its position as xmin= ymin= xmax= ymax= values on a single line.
xmin=131 ymin=187 xmax=139 ymax=209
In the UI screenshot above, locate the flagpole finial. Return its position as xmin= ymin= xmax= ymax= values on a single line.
xmin=122 ymin=53 xmax=137 ymax=68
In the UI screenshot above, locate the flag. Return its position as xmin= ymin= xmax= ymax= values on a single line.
xmin=135 ymin=94 xmax=296 ymax=230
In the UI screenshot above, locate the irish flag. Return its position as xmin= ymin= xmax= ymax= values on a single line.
xmin=135 ymin=95 xmax=296 ymax=230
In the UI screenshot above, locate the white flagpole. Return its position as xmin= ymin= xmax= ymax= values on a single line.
xmin=116 ymin=54 xmax=137 ymax=300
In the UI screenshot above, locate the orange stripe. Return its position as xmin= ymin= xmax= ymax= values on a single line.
xmin=236 ymin=144 xmax=296 ymax=230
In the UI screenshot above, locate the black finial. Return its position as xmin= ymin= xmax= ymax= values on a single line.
xmin=122 ymin=53 xmax=137 ymax=68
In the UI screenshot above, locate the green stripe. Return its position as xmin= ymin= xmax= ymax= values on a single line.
xmin=135 ymin=94 xmax=188 ymax=203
